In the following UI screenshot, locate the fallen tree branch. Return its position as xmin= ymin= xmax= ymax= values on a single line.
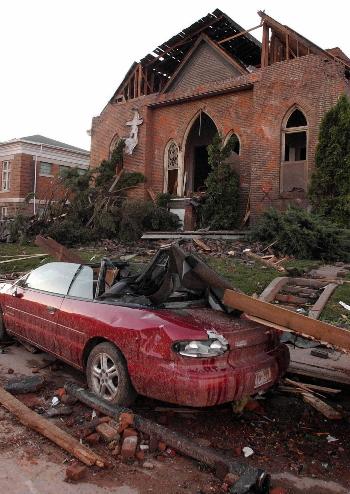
xmin=0 ymin=386 xmax=107 ymax=467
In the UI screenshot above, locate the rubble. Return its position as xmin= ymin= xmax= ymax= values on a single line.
xmin=65 ymin=462 xmax=88 ymax=482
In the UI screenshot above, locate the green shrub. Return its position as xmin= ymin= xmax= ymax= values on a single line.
xmin=199 ymin=134 xmax=240 ymax=229
xmin=119 ymin=200 xmax=179 ymax=242
xmin=250 ymin=206 xmax=350 ymax=261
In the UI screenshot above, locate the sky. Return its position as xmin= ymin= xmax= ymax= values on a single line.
xmin=1 ymin=0 xmax=349 ymax=151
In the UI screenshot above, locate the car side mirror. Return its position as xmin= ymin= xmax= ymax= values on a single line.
xmin=13 ymin=288 xmax=23 ymax=299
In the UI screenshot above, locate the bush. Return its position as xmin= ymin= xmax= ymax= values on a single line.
xmin=309 ymin=94 xmax=350 ymax=227
xmin=249 ymin=206 xmax=350 ymax=261
xmin=199 ymin=134 xmax=240 ymax=229
xmin=119 ymin=200 xmax=179 ymax=242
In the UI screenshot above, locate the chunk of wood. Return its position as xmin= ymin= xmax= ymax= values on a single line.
xmin=223 ymin=289 xmax=350 ymax=352
xmin=193 ymin=238 xmax=211 ymax=252
xmin=259 ymin=277 xmax=288 ymax=303
xmin=308 ymin=283 xmax=338 ymax=319
xmin=302 ymin=392 xmax=343 ymax=420
xmin=35 ymin=236 xmax=84 ymax=264
xmin=0 ymin=387 xmax=107 ymax=467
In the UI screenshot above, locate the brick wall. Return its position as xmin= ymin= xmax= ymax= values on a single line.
xmin=90 ymin=54 xmax=349 ymax=224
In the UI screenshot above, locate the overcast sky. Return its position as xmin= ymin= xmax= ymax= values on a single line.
xmin=1 ymin=0 xmax=349 ymax=151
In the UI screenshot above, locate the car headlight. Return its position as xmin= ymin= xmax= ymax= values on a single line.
xmin=173 ymin=339 xmax=228 ymax=358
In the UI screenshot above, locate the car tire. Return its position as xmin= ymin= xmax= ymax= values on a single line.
xmin=0 ymin=311 xmax=8 ymax=341
xmin=86 ymin=342 xmax=136 ymax=406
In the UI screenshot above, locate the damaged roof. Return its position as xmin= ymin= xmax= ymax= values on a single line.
xmin=111 ymin=9 xmax=261 ymax=100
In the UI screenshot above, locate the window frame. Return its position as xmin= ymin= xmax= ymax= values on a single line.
xmin=39 ymin=161 xmax=54 ymax=177
xmin=1 ymin=207 xmax=8 ymax=219
xmin=2 ymin=161 xmax=11 ymax=192
xmin=164 ymin=140 xmax=180 ymax=195
xmin=280 ymin=108 xmax=308 ymax=193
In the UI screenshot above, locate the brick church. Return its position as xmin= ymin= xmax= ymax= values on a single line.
xmin=90 ymin=9 xmax=350 ymax=224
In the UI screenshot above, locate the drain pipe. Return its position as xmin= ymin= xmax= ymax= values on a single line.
xmin=33 ymin=144 xmax=42 ymax=215
xmin=65 ymin=383 xmax=270 ymax=494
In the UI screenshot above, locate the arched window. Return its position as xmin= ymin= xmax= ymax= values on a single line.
xmin=281 ymin=108 xmax=308 ymax=192
xmin=109 ymin=134 xmax=119 ymax=159
xmin=225 ymin=132 xmax=241 ymax=155
xmin=165 ymin=140 xmax=179 ymax=195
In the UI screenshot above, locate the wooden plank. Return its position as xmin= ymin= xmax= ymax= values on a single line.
xmin=290 ymin=278 xmax=332 ymax=289
xmin=308 ymin=283 xmax=338 ymax=320
xmin=223 ymin=289 xmax=350 ymax=352
xmin=218 ymin=23 xmax=262 ymax=45
xmin=0 ymin=254 xmax=47 ymax=265
xmin=35 ymin=236 xmax=84 ymax=264
xmin=244 ymin=250 xmax=286 ymax=273
xmin=193 ymin=238 xmax=211 ymax=252
xmin=275 ymin=293 xmax=309 ymax=305
xmin=285 ymin=378 xmax=341 ymax=395
xmin=259 ymin=277 xmax=288 ymax=303
xmin=302 ymin=392 xmax=342 ymax=420
xmin=0 ymin=387 xmax=107 ymax=467
xmin=261 ymin=22 xmax=269 ymax=67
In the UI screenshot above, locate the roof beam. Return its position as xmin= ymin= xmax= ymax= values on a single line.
xmin=218 ymin=23 xmax=262 ymax=45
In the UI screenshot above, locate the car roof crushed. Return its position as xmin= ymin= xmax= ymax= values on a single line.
xmin=97 ymin=243 xmax=240 ymax=312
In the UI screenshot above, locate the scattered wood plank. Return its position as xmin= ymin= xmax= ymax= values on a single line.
xmin=302 ymin=392 xmax=343 ymax=420
xmin=0 ymin=387 xmax=107 ymax=467
xmin=0 ymin=254 xmax=47 ymax=265
xmin=259 ymin=277 xmax=288 ymax=303
xmin=243 ymin=249 xmax=286 ymax=273
xmin=193 ymin=238 xmax=211 ymax=252
xmin=284 ymin=378 xmax=341 ymax=395
xmin=223 ymin=289 xmax=350 ymax=352
xmin=35 ymin=236 xmax=84 ymax=264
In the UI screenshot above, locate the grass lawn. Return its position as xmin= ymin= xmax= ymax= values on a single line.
xmin=320 ymin=273 xmax=350 ymax=326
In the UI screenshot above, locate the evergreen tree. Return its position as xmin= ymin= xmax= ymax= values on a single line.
xmin=309 ymin=94 xmax=350 ymax=227
xmin=200 ymin=133 xmax=240 ymax=229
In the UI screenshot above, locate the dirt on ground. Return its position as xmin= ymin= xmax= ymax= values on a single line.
xmin=0 ymin=343 xmax=350 ymax=494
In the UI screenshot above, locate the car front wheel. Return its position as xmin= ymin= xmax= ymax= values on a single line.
xmin=86 ymin=342 xmax=136 ymax=406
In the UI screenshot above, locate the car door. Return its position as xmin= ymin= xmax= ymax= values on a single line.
xmin=3 ymin=262 xmax=80 ymax=355
xmin=55 ymin=265 xmax=96 ymax=366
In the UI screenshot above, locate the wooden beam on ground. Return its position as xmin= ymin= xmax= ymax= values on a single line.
xmin=0 ymin=387 xmax=107 ymax=467
xmin=302 ymin=392 xmax=343 ymax=420
xmin=308 ymin=283 xmax=338 ymax=319
xmin=35 ymin=236 xmax=84 ymax=264
xmin=0 ymin=254 xmax=47 ymax=265
xmin=222 ymin=289 xmax=350 ymax=352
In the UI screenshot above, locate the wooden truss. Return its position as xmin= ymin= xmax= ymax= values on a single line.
xmin=259 ymin=11 xmax=350 ymax=70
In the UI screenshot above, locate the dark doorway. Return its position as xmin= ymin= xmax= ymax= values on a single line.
xmin=194 ymin=146 xmax=211 ymax=191
xmin=184 ymin=112 xmax=217 ymax=195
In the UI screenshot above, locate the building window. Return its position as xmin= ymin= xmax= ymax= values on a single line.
xmin=39 ymin=162 xmax=53 ymax=176
xmin=59 ymin=165 xmax=70 ymax=177
xmin=165 ymin=141 xmax=179 ymax=195
xmin=281 ymin=108 xmax=308 ymax=192
xmin=2 ymin=161 xmax=10 ymax=191
xmin=1 ymin=207 xmax=8 ymax=219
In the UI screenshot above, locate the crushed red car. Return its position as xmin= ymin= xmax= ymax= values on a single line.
xmin=0 ymin=245 xmax=289 ymax=407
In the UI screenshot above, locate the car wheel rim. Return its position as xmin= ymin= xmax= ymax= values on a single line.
xmin=91 ymin=352 xmax=119 ymax=401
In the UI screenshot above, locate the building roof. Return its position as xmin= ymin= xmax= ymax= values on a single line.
xmin=111 ymin=9 xmax=261 ymax=101
xmin=17 ymin=135 xmax=89 ymax=154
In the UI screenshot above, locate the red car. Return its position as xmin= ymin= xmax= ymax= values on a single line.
xmin=0 ymin=246 xmax=289 ymax=407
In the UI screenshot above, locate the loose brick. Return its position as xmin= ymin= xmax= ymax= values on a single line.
xmin=123 ymin=428 xmax=138 ymax=439
xmin=121 ymin=436 xmax=138 ymax=460
xmin=65 ymin=463 xmax=87 ymax=482
xmin=85 ymin=433 xmax=100 ymax=445
xmin=117 ymin=412 xmax=134 ymax=433
xmin=96 ymin=422 xmax=120 ymax=443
